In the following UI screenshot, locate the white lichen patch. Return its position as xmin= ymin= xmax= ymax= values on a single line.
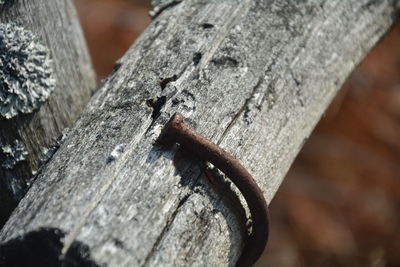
xmin=1 ymin=140 xmax=28 ymax=169
xmin=0 ymin=23 xmax=55 ymax=119
xmin=107 ymin=144 xmax=125 ymax=163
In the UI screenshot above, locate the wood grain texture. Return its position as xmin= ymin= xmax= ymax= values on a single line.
xmin=0 ymin=0 xmax=96 ymax=225
xmin=1 ymin=0 xmax=399 ymax=266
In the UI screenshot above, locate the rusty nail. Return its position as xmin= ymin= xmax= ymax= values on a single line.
xmin=157 ymin=112 xmax=269 ymax=267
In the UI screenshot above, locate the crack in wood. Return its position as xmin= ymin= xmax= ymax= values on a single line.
xmin=141 ymin=193 xmax=191 ymax=267
xmin=60 ymin=132 xmax=147 ymax=257
xmin=199 ymin=0 xmax=252 ymax=70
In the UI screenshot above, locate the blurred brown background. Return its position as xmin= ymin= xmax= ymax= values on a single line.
xmin=74 ymin=1 xmax=400 ymax=266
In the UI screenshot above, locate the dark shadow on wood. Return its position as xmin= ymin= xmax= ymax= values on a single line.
xmin=146 ymin=145 xmax=248 ymax=266
xmin=0 ymin=227 xmax=99 ymax=267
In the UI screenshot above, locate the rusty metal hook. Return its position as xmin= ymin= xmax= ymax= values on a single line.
xmin=157 ymin=112 xmax=269 ymax=267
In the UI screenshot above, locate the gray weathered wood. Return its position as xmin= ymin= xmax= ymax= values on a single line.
xmin=1 ymin=0 xmax=399 ymax=266
xmin=0 ymin=0 xmax=96 ymax=225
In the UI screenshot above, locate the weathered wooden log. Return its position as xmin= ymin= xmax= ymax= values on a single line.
xmin=1 ymin=0 xmax=399 ymax=266
xmin=0 ymin=0 xmax=96 ymax=225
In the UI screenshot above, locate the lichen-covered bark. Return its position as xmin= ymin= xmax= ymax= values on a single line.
xmin=1 ymin=0 xmax=399 ymax=266
xmin=0 ymin=0 xmax=96 ymax=225
xmin=0 ymin=23 xmax=55 ymax=119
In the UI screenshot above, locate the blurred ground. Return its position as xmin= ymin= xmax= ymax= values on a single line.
xmin=74 ymin=1 xmax=400 ymax=266
xmin=74 ymin=0 xmax=151 ymax=81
